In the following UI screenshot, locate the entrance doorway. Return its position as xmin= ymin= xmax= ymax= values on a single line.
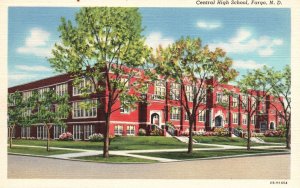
xmin=215 ymin=116 xmax=223 ymax=127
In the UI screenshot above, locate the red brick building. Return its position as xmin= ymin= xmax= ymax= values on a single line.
xmin=8 ymin=73 xmax=284 ymax=140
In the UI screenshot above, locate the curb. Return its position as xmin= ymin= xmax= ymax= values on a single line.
xmin=8 ymin=150 xmax=290 ymax=164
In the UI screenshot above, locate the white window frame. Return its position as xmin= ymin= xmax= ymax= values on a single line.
xmin=170 ymin=107 xmax=180 ymax=120
xmin=37 ymin=125 xmax=47 ymax=140
xmin=56 ymin=83 xmax=68 ymax=96
xmin=185 ymin=85 xmax=194 ymax=102
xmin=216 ymin=93 xmax=222 ymax=103
xmin=153 ymin=80 xmax=166 ymax=100
xmin=84 ymin=125 xmax=95 ymax=140
xmin=72 ymin=99 xmax=97 ymax=118
xmin=114 ymin=125 xmax=123 ymax=136
xmin=198 ymin=110 xmax=206 ymax=122
xmin=251 ymin=115 xmax=256 ymax=125
xmin=242 ymin=114 xmax=247 ymax=125
xmin=53 ymin=125 xmax=66 ymax=139
xmin=170 ymin=83 xmax=180 ymax=100
xmin=73 ymin=78 xmax=95 ymax=96
xmin=232 ymin=95 xmax=238 ymax=108
xmin=126 ymin=125 xmax=135 ymax=136
xmin=8 ymin=127 xmax=16 ymax=138
xmin=22 ymin=91 xmax=32 ymax=101
xmin=73 ymin=125 xmax=82 ymax=140
xmin=233 ymin=113 xmax=238 ymax=124
xmin=21 ymin=127 xmax=31 ymax=138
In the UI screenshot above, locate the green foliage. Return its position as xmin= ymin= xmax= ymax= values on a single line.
xmin=29 ymin=90 xmax=70 ymax=128
xmin=138 ymin=128 xmax=146 ymax=136
xmin=88 ymin=133 xmax=104 ymax=142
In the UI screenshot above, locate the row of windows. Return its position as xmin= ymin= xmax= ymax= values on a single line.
xmin=114 ymin=125 xmax=135 ymax=136
xmin=72 ymin=99 xmax=97 ymax=118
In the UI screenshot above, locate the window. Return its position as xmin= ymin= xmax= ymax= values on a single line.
xmin=185 ymin=85 xmax=194 ymax=102
xmin=251 ymin=115 xmax=256 ymax=125
xmin=242 ymin=114 xmax=247 ymax=125
xmin=216 ymin=93 xmax=222 ymax=103
xmin=39 ymin=87 xmax=49 ymax=97
xmin=170 ymin=107 xmax=180 ymax=120
xmin=22 ymin=108 xmax=32 ymax=117
xmin=73 ymin=125 xmax=82 ymax=140
xmin=233 ymin=113 xmax=238 ymax=124
xmin=198 ymin=110 xmax=206 ymax=122
xmin=73 ymin=78 xmax=95 ymax=96
xmin=185 ymin=109 xmax=192 ymax=121
xmin=199 ymin=89 xmax=207 ymax=103
xmin=153 ymin=80 xmax=165 ymax=100
xmin=114 ymin=125 xmax=123 ymax=136
xmin=53 ymin=125 xmax=65 ymax=139
xmin=120 ymin=102 xmax=130 ymax=114
xmin=170 ymin=83 xmax=180 ymax=100
xmin=8 ymin=127 xmax=16 ymax=138
xmin=73 ymin=99 xmax=97 ymax=118
xmin=21 ymin=127 xmax=31 ymax=138
xmin=56 ymin=83 xmax=68 ymax=96
xmin=126 ymin=125 xmax=135 ymax=136
xmin=84 ymin=125 xmax=95 ymax=140
xmin=222 ymin=94 xmax=229 ymax=103
xmin=232 ymin=95 xmax=238 ymax=108
xmin=37 ymin=125 xmax=47 ymax=140
xmin=55 ymin=104 xmax=68 ymax=119
xmin=242 ymin=95 xmax=248 ymax=109
xmin=22 ymin=91 xmax=32 ymax=101
xmin=225 ymin=112 xmax=229 ymax=124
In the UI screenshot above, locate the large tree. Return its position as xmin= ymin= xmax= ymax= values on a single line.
xmin=30 ymin=90 xmax=70 ymax=151
xmin=151 ymin=37 xmax=238 ymax=153
xmin=49 ymin=8 xmax=151 ymax=158
xmin=7 ymin=91 xmax=31 ymax=148
xmin=266 ymin=65 xmax=291 ymax=149
xmin=237 ymin=66 xmax=274 ymax=150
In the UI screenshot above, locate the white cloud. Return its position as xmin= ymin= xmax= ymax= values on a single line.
xmin=209 ymin=28 xmax=283 ymax=57
xmin=146 ymin=32 xmax=174 ymax=49
xmin=15 ymin=65 xmax=52 ymax=72
xmin=17 ymin=28 xmax=53 ymax=57
xmin=233 ymin=60 xmax=266 ymax=69
xmin=197 ymin=21 xmax=221 ymax=30
xmin=8 ymin=73 xmax=38 ymax=81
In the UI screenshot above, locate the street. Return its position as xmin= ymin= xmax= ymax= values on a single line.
xmin=8 ymin=154 xmax=290 ymax=179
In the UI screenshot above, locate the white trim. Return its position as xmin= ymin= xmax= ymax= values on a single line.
xmin=150 ymin=110 xmax=162 ymax=127
xmin=66 ymin=121 xmax=150 ymax=125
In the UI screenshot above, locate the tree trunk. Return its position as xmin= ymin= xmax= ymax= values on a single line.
xmin=286 ymin=121 xmax=291 ymax=149
xmin=103 ymin=103 xmax=112 ymax=158
xmin=247 ymin=114 xmax=251 ymax=151
xmin=9 ymin=125 xmax=15 ymax=149
xmin=187 ymin=120 xmax=194 ymax=154
xmin=46 ymin=125 xmax=51 ymax=152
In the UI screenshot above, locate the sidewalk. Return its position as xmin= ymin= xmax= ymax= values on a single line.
xmin=10 ymin=142 xmax=287 ymax=163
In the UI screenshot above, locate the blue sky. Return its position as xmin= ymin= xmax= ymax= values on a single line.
xmin=8 ymin=7 xmax=290 ymax=87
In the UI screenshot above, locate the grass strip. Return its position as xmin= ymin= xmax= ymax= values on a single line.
xmin=74 ymin=155 xmax=157 ymax=163
xmin=8 ymin=146 xmax=80 ymax=156
xmin=133 ymin=149 xmax=289 ymax=160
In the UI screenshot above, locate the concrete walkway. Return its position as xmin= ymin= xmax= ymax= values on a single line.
xmin=10 ymin=142 xmax=287 ymax=163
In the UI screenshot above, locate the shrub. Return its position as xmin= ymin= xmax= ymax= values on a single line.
xmin=150 ymin=129 xmax=161 ymax=136
xmin=58 ymin=132 xmax=73 ymax=141
xmin=264 ymin=130 xmax=284 ymax=137
xmin=138 ymin=128 xmax=146 ymax=136
xmin=213 ymin=127 xmax=229 ymax=136
xmin=88 ymin=133 xmax=104 ymax=142
xmin=202 ymin=131 xmax=218 ymax=136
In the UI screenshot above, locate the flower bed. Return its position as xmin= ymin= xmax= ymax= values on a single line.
xmin=58 ymin=132 xmax=73 ymax=141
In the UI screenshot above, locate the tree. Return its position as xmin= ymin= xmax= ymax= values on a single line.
xmin=7 ymin=91 xmax=31 ymax=148
xmin=49 ymin=8 xmax=151 ymax=158
xmin=237 ymin=66 xmax=274 ymax=150
xmin=30 ymin=90 xmax=70 ymax=151
xmin=151 ymin=37 xmax=238 ymax=153
xmin=266 ymin=65 xmax=291 ymax=149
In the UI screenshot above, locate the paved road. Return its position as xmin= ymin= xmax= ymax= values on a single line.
xmin=8 ymin=154 xmax=290 ymax=179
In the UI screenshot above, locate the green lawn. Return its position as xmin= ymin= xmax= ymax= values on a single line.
xmin=8 ymin=146 xmax=80 ymax=156
xmin=11 ymin=136 xmax=214 ymax=151
xmin=133 ymin=149 xmax=289 ymax=160
xmin=74 ymin=155 xmax=156 ymax=163
xmin=193 ymin=136 xmax=284 ymax=146
xmin=261 ymin=136 xmax=286 ymax=143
